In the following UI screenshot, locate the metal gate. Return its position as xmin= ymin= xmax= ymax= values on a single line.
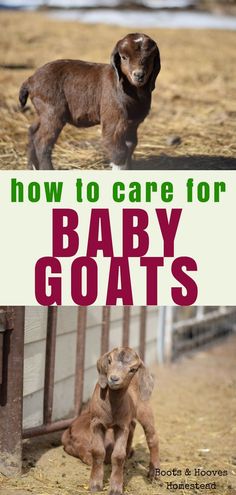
xmin=158 ymin=306 xmax=236 ymax=361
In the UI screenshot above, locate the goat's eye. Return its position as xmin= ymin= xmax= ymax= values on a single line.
xmin=129 ymin=367 xmax=137 ymax=373
xmin=121 ymin=55 xmax=128 ymax=61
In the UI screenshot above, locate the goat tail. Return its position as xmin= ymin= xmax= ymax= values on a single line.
xmin=19 ymin=80 xmax=29 ymax=108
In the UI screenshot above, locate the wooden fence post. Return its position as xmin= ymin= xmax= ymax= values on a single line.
xmin=164 ymin=306 xmax=173 ymax=362
xmin=196 ymin=306 xmax=204 ymax=320
xmin=157 ymin=307 xmax=166 ymax=364
xmin=0 ymin=307 xmax=25 ymax=476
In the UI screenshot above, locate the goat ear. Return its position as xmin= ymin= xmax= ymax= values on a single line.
xmin=148 ymin=47 xmax=161 ymax=92
xmin=97 ymin=352 xmax=109 ymax=389
xmin=110 ymin=44 xmax=121 ymax=82
xmin=138 ymin=362 xmax=154 ymax=401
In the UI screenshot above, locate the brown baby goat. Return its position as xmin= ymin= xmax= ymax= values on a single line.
xmin=19 ymin=33 xmax=161 ymax=170
xmin=62 ymin=347 xmax=160 ymax=495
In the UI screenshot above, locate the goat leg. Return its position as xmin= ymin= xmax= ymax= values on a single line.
xmin=109 ymin=425 xmax=129 ymax=495
xmin=137 ymin=403 xmax=160 ymax=480
xmin=28 ymin=119 xmax=40 ymax=169
xmin=125 ymin=124 xmax=138 ymax=170
xmin=102 ymin=117 xmax=130 ymax=171
xmin=126 ymin=420 xmax=136 ymax=458
xmin=89 ymin=419 xmax=106 ymax=492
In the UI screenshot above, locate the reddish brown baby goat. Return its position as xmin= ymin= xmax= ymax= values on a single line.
xmin=62 ymin=347 xmax=160 ymax=495
xmin=19 ymin=33 xmax=161 ymax=170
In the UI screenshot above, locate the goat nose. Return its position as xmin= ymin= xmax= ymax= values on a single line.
xmin=133 ymin=70 xmax=144 ymax=80
xmin=110 ymin=375 xmax=119 ymax=382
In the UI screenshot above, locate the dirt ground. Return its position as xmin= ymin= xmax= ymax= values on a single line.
xmin=0 ymin=11 xmax=236 ymax=170
xmin=0 ymin=333 xmax=236 ymax=495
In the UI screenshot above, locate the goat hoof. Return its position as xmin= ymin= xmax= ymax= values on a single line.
xmin=109 ymin=484 xmax=123 ymax=495
xmin=89 ymin=481 xmax=103 ymax=492
xmin=148 ymin=465 xmax=160 ymax=481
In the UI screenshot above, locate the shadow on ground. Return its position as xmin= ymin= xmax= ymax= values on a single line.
xmin=131 ymin=155 xmax=236 ymax=170
xmin=22 ymin=432 xmax=155 ymax=491
xmin=22 ymin=432 xmax=62 ymax=474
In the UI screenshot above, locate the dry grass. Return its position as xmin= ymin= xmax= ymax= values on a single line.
xmin=0 ymin=11 xmax=236 ymax=170
xmin=0 ymin=334 xmax=236 ymax=495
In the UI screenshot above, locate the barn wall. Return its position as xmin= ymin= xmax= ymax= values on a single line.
xmin=23 ymin=307 xmax=159 ymax=429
